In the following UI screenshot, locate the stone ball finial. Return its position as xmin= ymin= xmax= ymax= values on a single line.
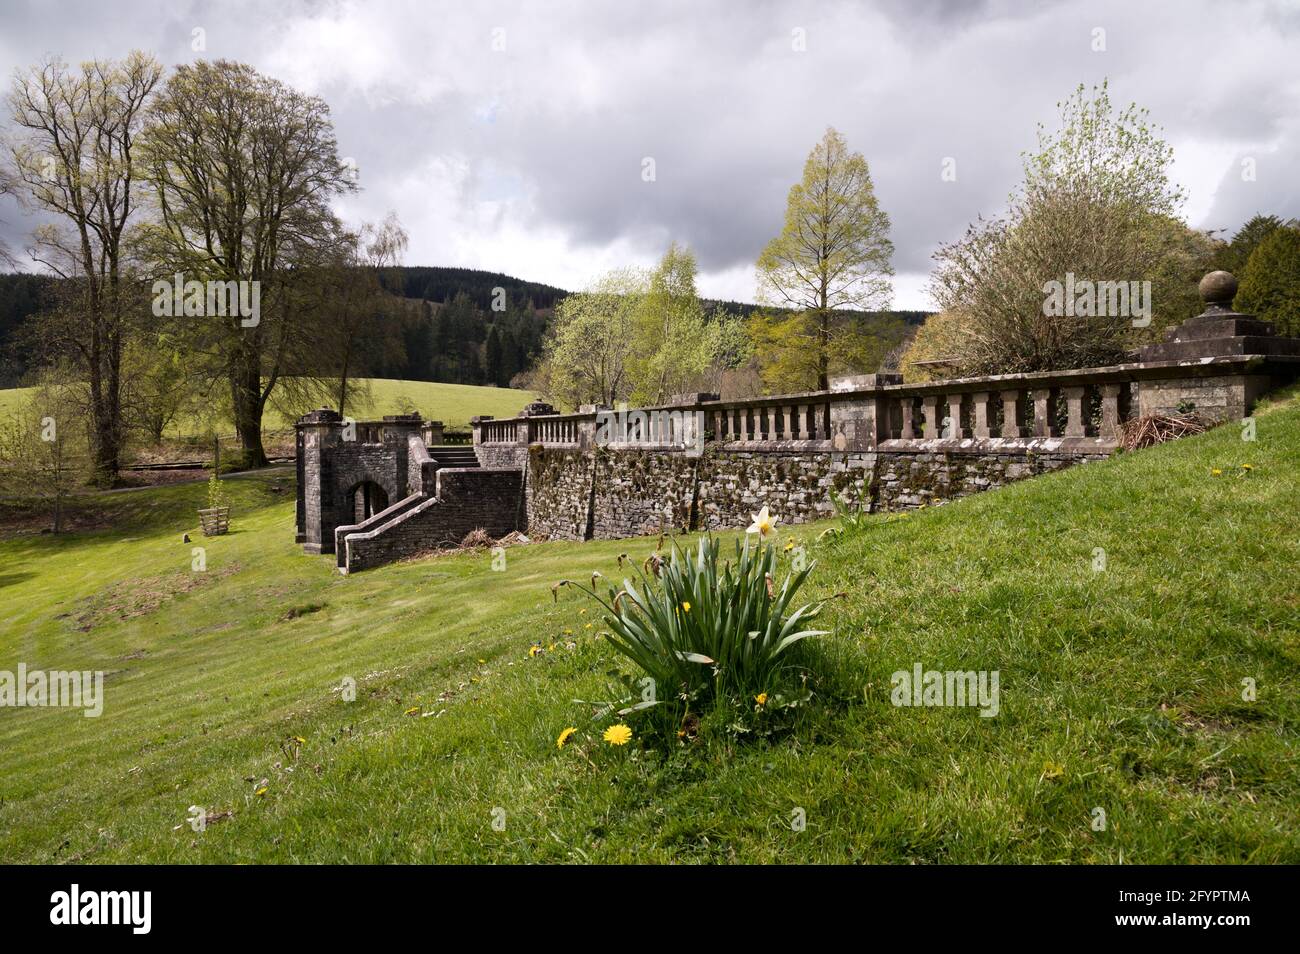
xmin=1199 ymin=270 xmax=1238 ymax=307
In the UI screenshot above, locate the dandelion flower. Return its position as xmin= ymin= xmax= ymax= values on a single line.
xmin=404 ymin=706 xmax=420 ymax=716
xmin=254 ymin=787 xmax=268 ymax=797
xmin=682 ymin=601 xmax=691 ymax=613
xmin=747 ymin=505 xmax=778 ymax=538
xmin=1242 ymin=464 xmax=1253 ymax=471
xmin=556 ymin=727 xmax=578 ymax=749
xmin=784 ymin=539 xmax=795 ymax=552
xmin=603 ymin=723 xmax=633 ymax=746
xmin=528 ymin=645 xmax=544 ymax=658
xmin=755 ymin=692 xmax=768 ymax=706
xmin=1211 ymin=468 xmax=1222 ymax=476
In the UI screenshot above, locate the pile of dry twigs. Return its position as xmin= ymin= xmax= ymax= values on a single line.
xmin=1118 ymin=413 xmax=1211 ymax=451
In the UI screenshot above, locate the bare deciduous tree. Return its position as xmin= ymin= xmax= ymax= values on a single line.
xmin=6 ymin=52 xmax=162 ymax=485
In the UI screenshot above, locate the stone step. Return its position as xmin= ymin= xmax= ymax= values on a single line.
xmin=428 ymin=446 xmax=480 ymax=468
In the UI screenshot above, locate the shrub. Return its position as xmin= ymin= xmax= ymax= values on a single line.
xmin=574 ymin=534 xmax=830 ymax=705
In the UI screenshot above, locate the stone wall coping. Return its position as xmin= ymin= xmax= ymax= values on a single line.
xmin=474 ymin=354 xmax=1296 ymax=437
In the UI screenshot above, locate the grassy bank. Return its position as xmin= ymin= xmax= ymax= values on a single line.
xmin=0 ymin=390 xmax=1296 ymax=863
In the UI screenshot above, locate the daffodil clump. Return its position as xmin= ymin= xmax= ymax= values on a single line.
xmin=567 ymin=506 xmax=829 ymax=707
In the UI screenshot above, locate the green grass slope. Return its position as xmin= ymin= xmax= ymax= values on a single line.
xmin=0 ymin=391 xmax=1296 ymax=863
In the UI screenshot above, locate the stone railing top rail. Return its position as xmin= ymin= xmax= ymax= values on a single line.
xmin=473 ymin=353 xmax=1292 ymax=430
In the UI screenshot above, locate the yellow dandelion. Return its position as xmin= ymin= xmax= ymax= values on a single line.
xmin=254 ymin=787 xmax=268 ymax=797
xmin=681 ymin=601 xmax=691 ymax=613
xmin=404 ymin=706 xmax=420 ymax=716
xmin=584 ymin=623 xmax=592 ymax=629
xmin=1211 ymin=468 xmax=1222 ymax=476
xmin=1242 ymin=464 xmax=1253 ymax=471
xmin=603 ymin=723 xmax=633 ymax=746
xmin=556 ymin=727 xmax=578 ymax=749
xmin=755 ymin=692 xmax=768 ymax=706
xmin=528 ymin=645 xmax=544 ymax=658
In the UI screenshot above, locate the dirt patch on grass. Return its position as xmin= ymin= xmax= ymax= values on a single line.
xmin=68 ymin=563 xmax=243 ymax=633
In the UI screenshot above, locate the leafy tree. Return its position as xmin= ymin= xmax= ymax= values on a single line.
xmin=538 ymin=268 xmax=644 ymax=408
xmin=0 ymin=379 xmax=83 ymax=531
xmin=899 ymin=311 xmax=973 ymax=382
xmin=755 ymin=127 xmax=894 ymax=389
xmin=931 ymin=81 xmax=1198 ymax=373
xmin=629 ymin=242 xmax=718 ymax=404
xmin=1214 ymin=214 xmax=1288 ymax=276
xmin=6 ymin=52 xmax=162 ymax=485
xmin=1236 ymin=225 xmax=1300 ymax=336
xmin=137 ymin=59 xmax=356 ymax=466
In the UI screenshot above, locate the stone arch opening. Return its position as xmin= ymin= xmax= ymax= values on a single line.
xmin=348 ymin=480 xmax=389 ymax=522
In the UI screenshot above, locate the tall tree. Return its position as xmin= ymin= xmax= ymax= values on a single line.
xmin=6 ymin=52 xmax=162 ymax=485
xmin=1214 ymin=214 xmax=1287 ymax=276
xmin=538 ymin=268 xmax=644 ymax=408
xmin=137 ymin=60 xmax=355 ymax=465
xmin=755 ymin=127 xmax=894 ymax=389
xmin=1236 ymin=225 xmax=1300 ymax=337
xmin=328 ymin=212 xmax=409 ymax=414
xmin=630 ymin=242 xmax=717 ymax=404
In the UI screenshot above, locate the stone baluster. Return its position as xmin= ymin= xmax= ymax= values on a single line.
xmin=971 ymin=391 xmax=993 ymax=439
xmin=766 ymin=406 xmax=778 ymax=441
xmin=1062 ymin=386 xmax=1088 ymax=437
xmin=999 ymin=390 xmax=1026 ymax=438
xmin=946 ymin=394 xmax=966 ymax=439
xmin=1032 ymin=389 xmax=1056 ymax=438
xmin=1099 ymin=383 xmax=1124 ymax=439
xmin=921 ymin=395 xmax=940 ymax=438
xmin=900 ymin=398 xmax=917 ymax=439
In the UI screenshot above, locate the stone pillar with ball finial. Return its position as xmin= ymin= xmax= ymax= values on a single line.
xmin=1134 ymin=270 xmax=1300 ymax=422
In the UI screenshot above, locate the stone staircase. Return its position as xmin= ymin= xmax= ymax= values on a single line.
xmin=427 ymin=445 xmax=480 ymax=470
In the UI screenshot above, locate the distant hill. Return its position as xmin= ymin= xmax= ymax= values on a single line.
xmin=0 ymin=266 xmax=931 ymax=390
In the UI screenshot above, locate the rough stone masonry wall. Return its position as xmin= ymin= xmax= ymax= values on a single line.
xmin=526 ymin=446 xmax=593 ymax=540
xmin=591 ymin=449 xmax=699 ymax=538
xmin=695 ymin=451 xmax=872 ymax=529
xmin=519 ymin=443 xmax=1113 ymax=539
xmin=872 ymin=448 xmax=1110 ymax=511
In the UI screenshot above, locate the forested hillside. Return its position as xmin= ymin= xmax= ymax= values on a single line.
xmin=1 ymin=266 xmax=928 ymax=391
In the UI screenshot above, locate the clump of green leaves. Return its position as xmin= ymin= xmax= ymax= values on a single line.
xmin=206 ymin=469 xmax=229 ymax=511
xmin=572 ymin=535 xmax=830 ymax=705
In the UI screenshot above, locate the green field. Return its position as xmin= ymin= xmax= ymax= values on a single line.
xmin=0 ymin=389 xmax=1296 ymax=863
xmin=0 ymin=377 xmax=536 ymax=435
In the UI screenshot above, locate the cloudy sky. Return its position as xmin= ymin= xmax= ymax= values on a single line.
xmin=1 ymin=0 xmax=1298 ymax=308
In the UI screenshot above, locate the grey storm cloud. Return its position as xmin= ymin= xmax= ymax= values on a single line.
xmin=1 ymin=0 xmax=1298 ymax=307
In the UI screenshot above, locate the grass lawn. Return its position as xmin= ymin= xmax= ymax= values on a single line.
xmin=0 ymin=377 xmax=536 ymax=435
xmin=0 ymin=389 xmax=1296 ymax=863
